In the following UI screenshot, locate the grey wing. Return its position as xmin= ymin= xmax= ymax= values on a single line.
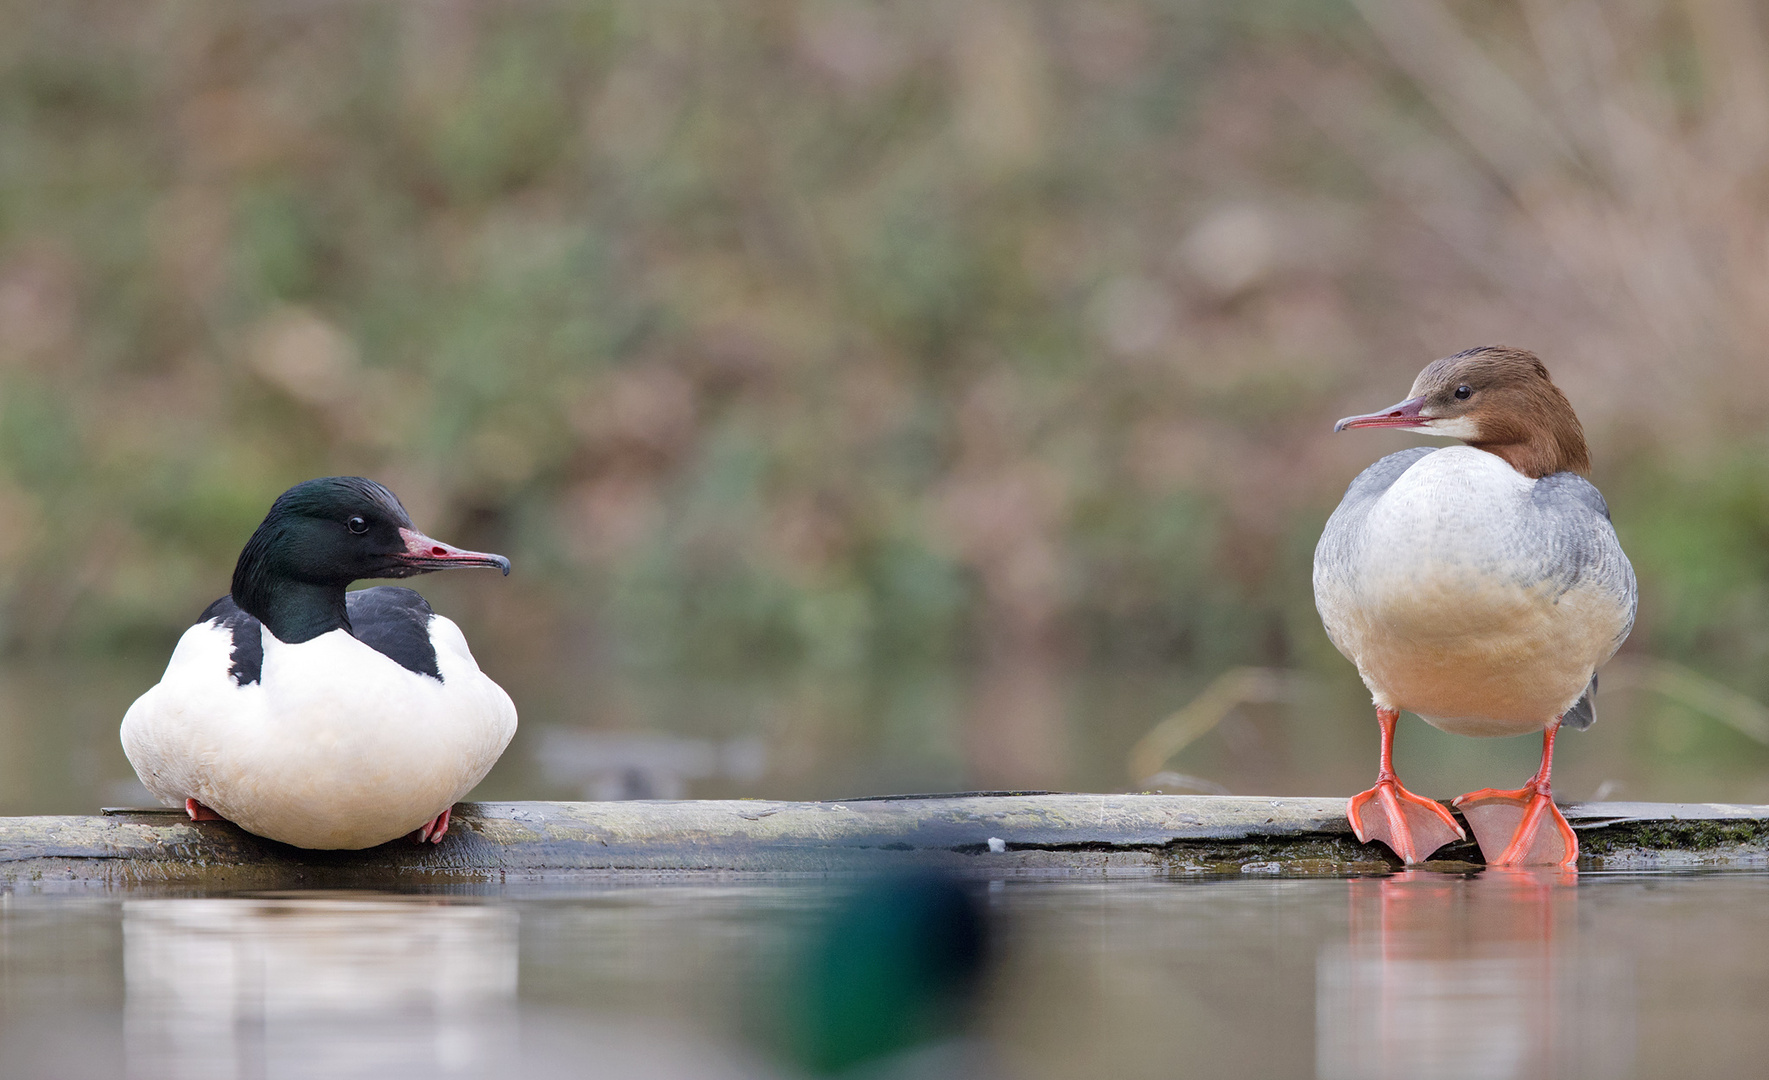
xmin=1530 ymin=474 xmax=1637 ymax=730
xmin=1313 ymin=448 xmax=1437 ymax=653
xmin=1528 ymin=473 xmax=1638 ymax=649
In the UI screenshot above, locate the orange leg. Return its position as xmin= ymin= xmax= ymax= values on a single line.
xmin=1453 ymin=722 xmax=1579 ymax=868
xmin=1347 ymin=707 xmax=1466 ymax=864
xmin=185 ymin=798 xmax=224 ymax=822
xmin=411 ymin=806 xmax=451 ymax=844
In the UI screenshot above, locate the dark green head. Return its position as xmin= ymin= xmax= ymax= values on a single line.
xmin=231 ymin=477 xmax=509 ymax=642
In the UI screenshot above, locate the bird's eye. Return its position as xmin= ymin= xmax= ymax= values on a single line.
xmin=346 ymin=516 xmax=369 ymax=534
xmin=1454 ymin=385 xmax=1472 ymax=400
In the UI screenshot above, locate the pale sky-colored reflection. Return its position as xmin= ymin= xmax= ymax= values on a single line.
xmin=115 ymin=894 xmax=783 ymax=1080
xmin=123 ymin=897 xmax=519 ymax=1080
xmin=1317 ymin=871 xmax=1633 ymax=1080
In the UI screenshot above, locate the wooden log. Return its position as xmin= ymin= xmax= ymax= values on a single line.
xmin=2 ymin=795 xmax=1767 ymax=890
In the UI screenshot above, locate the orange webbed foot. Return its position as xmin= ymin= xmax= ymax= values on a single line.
xmin=1453 ymin=787 xmax=1578 ymax=867
xmin=1347 ymin=780 xmax=1466 ymax=864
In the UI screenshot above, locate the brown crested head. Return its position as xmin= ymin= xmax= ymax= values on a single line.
xmin=1333 ymin=346 xmax=1590 ymax=478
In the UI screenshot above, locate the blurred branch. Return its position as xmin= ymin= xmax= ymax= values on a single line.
xmin=1285 ymin=65 xmax=1539 ymax=303
xmin=1603 ymin=656 xmax=1769 ymax=744
xmin=1348 ymin=0 xmax=1577 ymax=189
xmin=1340 ymin=0 xmax=1769 ymax=421
xmin=1127 ymin=667 xmax=1312 ymax=787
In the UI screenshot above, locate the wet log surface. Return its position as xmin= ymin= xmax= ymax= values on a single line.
xmin=2 ymin=794 xmax=1767 ymax=890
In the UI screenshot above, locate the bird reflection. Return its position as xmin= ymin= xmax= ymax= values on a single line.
xmin=123 ymin=896 xmax=518 ymax=1080
xmin=1317 ymin=870 xmax=1634 ymax=1080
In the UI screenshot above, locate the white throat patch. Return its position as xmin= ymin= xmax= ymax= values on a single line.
xmin=1418 ymin=415 xmax=1480 ymax=440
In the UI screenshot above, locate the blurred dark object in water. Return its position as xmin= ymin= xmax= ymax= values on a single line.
xmin=538 ymin=728 xmax=767 ymax=800
xmin=776 ymin=871 xmax=994 ymax=1077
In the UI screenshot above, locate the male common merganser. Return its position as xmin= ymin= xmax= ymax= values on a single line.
xmin=1314 ymin=347 xmax=1636 ymax=866
xmin=121 ymin=477 xmax=517 ymax=850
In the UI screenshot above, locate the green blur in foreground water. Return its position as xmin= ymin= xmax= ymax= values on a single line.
xmin=2 ymin=871 xmax=1767 ymax=1079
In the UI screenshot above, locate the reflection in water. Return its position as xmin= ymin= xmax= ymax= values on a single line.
xmin=5 ymin=875 xmax=1769 ymax=1078
xmin=1318 ymin=871 xmax=1633 ymax=1080
xmin=123 ymin=898 xmax=518 ymax=1080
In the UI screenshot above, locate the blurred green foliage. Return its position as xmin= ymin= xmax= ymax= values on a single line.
xmin=0 ymin=1 xmax=1334 ymax=672
xmin=2 ymin=0 xmax=1768 ymax=797
xmin=1620 ymin=452 xmax=1769 ymax=698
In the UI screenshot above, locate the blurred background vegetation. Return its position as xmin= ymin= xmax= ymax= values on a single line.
xmin=2 ymin=0 xmax=1768 ymax=813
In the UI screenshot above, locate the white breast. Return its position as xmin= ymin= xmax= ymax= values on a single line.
xmin=1314 ymin=447 xmax=1634 ymax=737
xmin=120 ymin=618 xmax=517 ymax=849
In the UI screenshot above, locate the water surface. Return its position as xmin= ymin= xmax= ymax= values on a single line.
xmin=4 ymin=870 xmax=1766 ymax=1079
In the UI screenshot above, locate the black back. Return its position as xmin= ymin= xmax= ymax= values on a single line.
xmin=199 ymin=586 xmax=441 ymax=686
xmin=199 ymin=595 xmax=266 ymax=686
xmin=345 ymin=587 xmax=442 ymax=681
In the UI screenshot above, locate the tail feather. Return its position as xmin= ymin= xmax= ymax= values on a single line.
xmin=1562 ymin=673 xmax=1598 ymax=731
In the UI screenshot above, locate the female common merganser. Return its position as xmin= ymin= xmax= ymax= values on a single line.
xmin=1314 ymin=347 xmax=1636 ymax=866
xmin=121 ymin=477 xmax=517 ymax=850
